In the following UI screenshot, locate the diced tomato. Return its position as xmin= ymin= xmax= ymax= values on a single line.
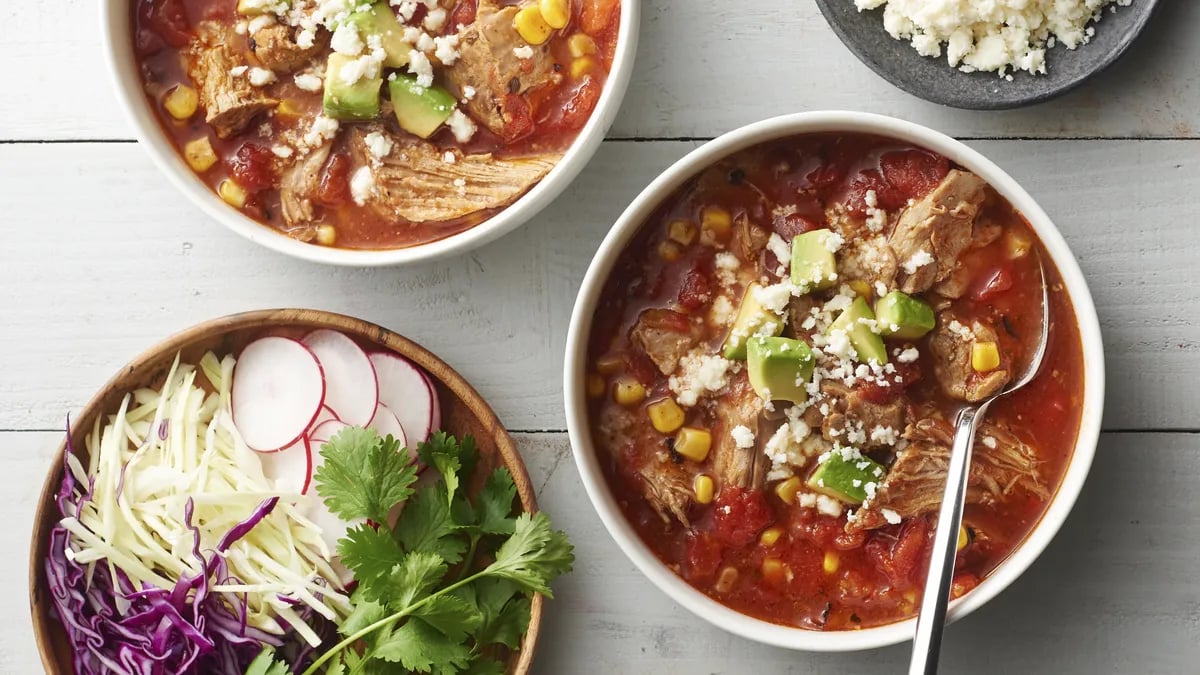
xmin=623 ymin=350 xmax=658 ymax=386
xmin=772 ymin=212 xmax=820 ymax=240
xmin=833 ymin=528 xmax=867 ymax=551
xmin=450 ymin=0 xmax=477 ymax=29
xmin=317 ymin=153 xmax=352 ymax=206
xmin=501 ymin=94 xmax=536 ymax=144
xmin=805 ymin=161 xmax=848 ymax=191
xmin=868 ymin=517 xmax=930 ymax=587
xmin=545 ymin=76 xmax=603 ymax=135
xmin=971 ymin=265 xmax=1015 ymax=302
xmin=685 ymin=532 xmax=723 ymax=582
xmin=712 ymin=488 xmax=774 ymax=547
xmin=794 ymin=515 xmax=843 ymax=548
xmin=843 ymin=169 xmax=903 ymax=216
xmin=136 ymin=0 xmax=191 ymax=53
xmin=950 ymin=572 xmax=980 ymax=599
xmin=855 ymin=358 xmax=921 ymax=404
xmin=677 ymin=267 xmax=712 ymax=311
xmin=227 ymin=143 xmax=276 ymax=192
xmin=879 ymin=149 xmax=949 ymax=203
xmin=580 ymin=0 xmax=620 ymax=35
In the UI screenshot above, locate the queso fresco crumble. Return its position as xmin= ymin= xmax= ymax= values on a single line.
xmin=854 ymin=0 xmax=1135 ymax=77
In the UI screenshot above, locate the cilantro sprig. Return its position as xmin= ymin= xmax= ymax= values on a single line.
xmin=266 ymin=429 xmax=573 ymax=675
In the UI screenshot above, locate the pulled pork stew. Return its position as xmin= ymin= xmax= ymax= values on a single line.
xmin=586 ymin=133 xmax=1084 ymax=630
xmin=134 ymin=0 xmax=619 ymax=249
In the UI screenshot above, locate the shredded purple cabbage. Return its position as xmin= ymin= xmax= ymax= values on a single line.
xmin=44 ymin=435 xmax=325 ymax=674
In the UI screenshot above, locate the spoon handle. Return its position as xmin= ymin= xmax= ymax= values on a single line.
xmin=908 ymin=403 xmax=989 ymax=675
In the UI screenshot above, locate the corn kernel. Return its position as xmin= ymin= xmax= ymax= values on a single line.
xmin=612 ymin=379 xmax=645 ymax=407
xmin=567 ymin=32 xmax=598 ymax=58
xmin=667 ymin=219 xmax=697 ymax=246
xmin=657 ymin=240 xmax=682 ymax=262
xmin=775 ymin=476 xmax=802 ymax=505
xmin=586 ymin=373 xmax=606 ymax=399
xmin=957 ymin=525 xmax=970 ymax=552
xmin=595 ymin=354 xmax=624 ymax=375
xmin=902 ymin=589 xmax=917 ymax=606
xmin=218 ymin=179 xmax=248 ymax=208
xmin=539 ymin=0 xmax=570 ymax=29
xmin=184 ymin=136 xmax=218 ymax=172
xmin=699 ymin=206 xmax=732 ymax=245
xmin=673 ymin=427 xmax=712 ymax=462
xmin=759 ymin=527 xmax=783 ymax=547
xmin=971 ymin=341 xmax=1001 ymax=373
xmin=315 ymin=224 xmax=337 ymax=247
xmin=693 ymin=474 xmax=714 ymax=504
xmin=647 ymin=398 xmax=685 ymax=433
xmin=762 ymin=557 xmax=786 ymax=582
xmin=1005 ymin=229 xmax=1033 ymax=259
xmin=848 ymin=279 xmax=872 ymax=301
xmin=823 ymin=551 xmax=840 ymax=575
xmin=714 ymin=565 xmax=738 ymax=593
xmin=514 ymin=5 xmax=553 ymax=45
xmin=570 ymin=56 xmax=596 ymax=80
xmin=162 ymin=85 xmax=198 ymax=120
xmin=276 ymin=98 xmax=305 ymax=118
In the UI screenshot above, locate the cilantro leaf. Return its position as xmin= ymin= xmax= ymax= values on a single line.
xmin=475 ymin=468 xmax=518 ymax=535
xmin=418 ymin=432 xmax=478 ymax=509
xmin=471 ymin=577 xmax=531 ymax=649
xmin=411 ymin=594 xmax=482 ymax=642
xmin=373 ymin=618 xmax=472 ymax=673
xmin=395 ymin=485 xmax=467 ymax=564
xmin=315 ymin=427 xmax=418 ymax=524
xmin=461 ymin=658 xmax=506 ymax=675
xmin=338 ymin=523 xmax=405 ymax=589
xmin=337 ymin=592 xmax=389 ymax=638
xmin=245 ymin=647 xmax=290 ymax=675
xmin=484 ymin=512 xmax=575 ymax=597
xmin=373 ymin=551 xmax=448 ymax=611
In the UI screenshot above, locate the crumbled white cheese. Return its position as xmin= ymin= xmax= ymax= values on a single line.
xmin=669 ymin=352 xmax=732 ymax=407
xmin=433 ymin=35 xmax=461 ymax=65
xmin=407 ymin=49 xmax=434 ymax=87
xmin=816 ymin=495 xmax=844 ymax=517
xmin=874 ymin=281 xmax=889 ymax=297
xmin=394 ymin=0 xmax=419 ymax=22
xmin=982 ymin=436 xmax=998 ymax=449
xmin=349 ymin=166 xmax=375 ymax=206
xmin=423 ymin=7 xmax=447 ymax=31
xmin=513 ymin=45 xmax=535 ymax=60
xmin=330 ymin=23 xmax=365 ymax=56
xmin=752 ymin=282 xmax=795 ymax=314
xmin=869 ymin=426 xmax=899 ymax=446
xmin=363 ymin=131 xmax=394 ymax=162
xmin=863 ymin=189 xmax=889 ymax=232
xmin=709 ymin=295 xmax=735 ymax=327
xmin=248 ymin=67 xmax=277 ymax=87
xmin=462 ymin=85 xmax=477 ymax=101
xmin=881 ymin=507 xmax=902 ymax=525
xmin=247 ymin=14 xmax=276 ymax=34
xmin=294 ymin=72 xmax=324 ymax=91
xmin=416 ymin=32 xmax=436 ymax=53
xmin=901 ymin=249 xmax=934 ymax=274
xmin=270 ymin=145 xmax=294 ymax=159
xmin=442 ymin=151 xmax=457 ymax=164
xmin=453 ymin=178 xmax=467 ymax=187
xmin=303 ymin=115 xmax=340 ymax=147
xmin=897 ymin=347 xmax=920 ymax=363
xmin=766 ymin=233 xmax=792 ymax=274
xmin=731 ymin=425 xmax=756 ymax=449
xmin=446 ymin=109 xmax=477 ymax=143
xmin=230 ymin=65 xmax=249 ymax=77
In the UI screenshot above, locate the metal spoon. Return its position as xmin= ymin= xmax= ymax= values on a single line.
xmin=908 ymin=258 xmax=1050 ymax=675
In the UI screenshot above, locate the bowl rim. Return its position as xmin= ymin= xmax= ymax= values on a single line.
xmin=562 ymin=111 xmax=1106 ymax=652
xmin=101 ymin=1 xmax=640 ymax=266
xmin=28 ymin=308 xmax=542 ymax=673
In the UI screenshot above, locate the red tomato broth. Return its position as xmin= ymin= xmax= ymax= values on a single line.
xmin=586 ymin=133 xmax=1084 ymax=631
xmin=133 ymin=0 xmax=621 ymax=249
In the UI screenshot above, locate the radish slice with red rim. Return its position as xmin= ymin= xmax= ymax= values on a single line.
xmin=310 ymin=419 xmax=350 ymax=448
xmin=368 ymin=353 xmax=435 ymax=445
xmin=258 ymin=436 xmax=313 ymax=495
xmin=368 ymin=404 xmax=416 ymax=463
xmin=232 ymin=337 xmax=325 ymax=452
xmin=301 ymin=329 xmax=379 ymax=427
xmin=420 ymin=370 xmax=442 ymax=436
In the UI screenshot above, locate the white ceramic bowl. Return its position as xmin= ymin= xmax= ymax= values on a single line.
xmin=563 ymin=111 xmax=1105 ymax=651
xmin=101 ymin=1 xmax=639 ymax=266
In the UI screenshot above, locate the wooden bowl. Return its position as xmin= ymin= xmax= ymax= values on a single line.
xmin=28 ymin=309 xmax=541 ymax=674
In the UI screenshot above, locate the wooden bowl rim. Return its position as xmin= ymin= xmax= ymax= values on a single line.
xmin=27 ymin=308 xmax=542 ymax=674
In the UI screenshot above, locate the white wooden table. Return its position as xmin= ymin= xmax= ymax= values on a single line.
xmin=3 ymin=2 xmax=1199 ymax=673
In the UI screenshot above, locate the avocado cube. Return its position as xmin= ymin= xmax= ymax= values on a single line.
xmin=747 ymin=336 xmax=815 ymax=403
xmin=722 ymin=282 xmax=786 ymax=360
xmin=808 ymin=452 xmax=887 ymax=504
xmin=389 ymin=75 xmax=457 ymax=139
xmin=828 ymin=296 xmax=889 ymax=365
xmin=875 ymin=291 xmax=936 ymax=340
xmin=323 ymin=53 xmax=382 ymax=120
xmin=347 ymin=3 xmax=410 ymax=68
xmin=791 ymin=230 xmax=840 ymax=292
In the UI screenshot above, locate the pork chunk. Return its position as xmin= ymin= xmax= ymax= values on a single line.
xmin=187 ymin=21 xmax=278 ymax=138
xmin=848 ymin=417 xmax=1048 ymax=532
xmin=348 ymin=128 xmax=561 ymax=223
xmin=250 ymin=23 xmax=326 ymax=73
xmin=638 ymin=461 xmax=695 ymax=527
xmin=444 ymin=0 xmax=561 ymax=138
xmin=279 ymin=143 xmax=333 ymax=227
xmin=888 ymin=170 xmax=986 ymax=294
xmin=928 ymin=315 xmax=1010 ymax=402
xmin=818 ymin=381 xmax=906 ymax=450
xmin=630 ymin=309 xmax=698 ymax=375
xmin=710 ymin=373 xmax=767 ymax=491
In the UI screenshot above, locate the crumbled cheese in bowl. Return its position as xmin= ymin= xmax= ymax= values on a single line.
xmin=853 ymin=0 xmax=1135 ymax=76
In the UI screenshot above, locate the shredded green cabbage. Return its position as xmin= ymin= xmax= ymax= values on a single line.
xmin=62 ymin=352 xmax=349 ymax=646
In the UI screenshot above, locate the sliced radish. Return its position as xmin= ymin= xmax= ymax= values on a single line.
xmin=369 ymin=404 xmax=416 ymax=462
xmin=312 ymin=405 xmax=341 ymax=428
xmin=258 ymin=436 xmax=313 ymax=495
xmin=301 ymin=330 xmax=379 ymax=427
xmin=420 ymin=370 xmax=442 ymax=435
xmin=310 ymin=419 xmax=350 ymax=448
xmin=232 ymin=337 xmax=325 ymax=452
xmin=369 ymin=353 xmax=435 ymax=445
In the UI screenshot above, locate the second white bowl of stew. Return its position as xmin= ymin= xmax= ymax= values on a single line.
xmin=564 ymin=111 xmax=1104 ymax=650
xmin=106 ymin=0 xmax=636 ymax=264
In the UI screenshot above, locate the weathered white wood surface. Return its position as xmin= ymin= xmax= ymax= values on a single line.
xmin=1 ymin=140 xmax=1197 ymax=432
xmin=3 ymin=431 xmax=1198 ymax=674
xmin=3 ymin=1 xmax=1199 ymax=141
xmin=4 ymin=0 xmax=1200 ymax=673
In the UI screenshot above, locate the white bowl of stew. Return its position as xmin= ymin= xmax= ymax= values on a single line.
xmin=103 ymin=0 xmax=637 ymax=265
xmin=564 ymin=111 xmax=1104 ymax=651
